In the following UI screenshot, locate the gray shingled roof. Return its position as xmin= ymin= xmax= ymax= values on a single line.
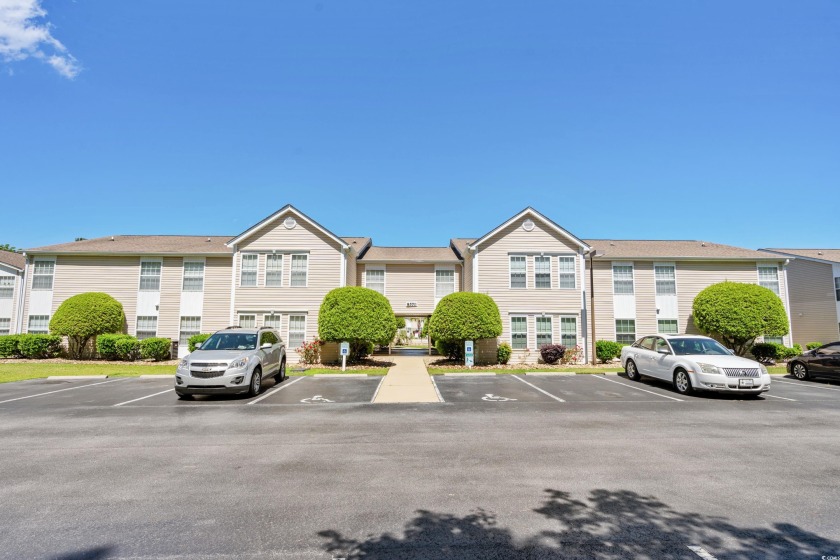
xmin=586 ymin=239 xmax=782 ymax=260
xmin=359 ymin=246 xmax=461 ymax=263
xmin=0 ymin=250 xmax=25 ymax=270
xmin=761 ymin=248 xmax=840 ymax=264
xmin=26 ymin=235 xmax=234 ymax=255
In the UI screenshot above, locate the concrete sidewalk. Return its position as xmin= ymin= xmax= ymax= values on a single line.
xmin=372 ymin=356 xmax=440 ymax=403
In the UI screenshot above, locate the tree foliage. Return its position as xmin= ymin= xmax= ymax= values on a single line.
xmin=0 ymin=244 xmax=19 ymax=253
xmin=318 ymin=287 xmax=397 ymax=357
xmin=428 ymin=293 xmax=502 ymax=362
xmin=692 ymin=282 xmax=789 ymax=356
xmin=50 ymin=292 xmax=125 ymax=358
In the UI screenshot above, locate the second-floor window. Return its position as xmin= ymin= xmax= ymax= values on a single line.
xmin=366 ymin=268 xmax=385 ymax=294
xmin=558 ymin=257 xmax=576 ymax=289
xmin=240 ymin=254 xmax=258 ymax=287
xmin=510 ymin=256 xmax=526 ymax=289
xmin=835 ymin=277 xmax=840 ymax=302
xmin=654 ymin=265 xmax=676 ymax=296
xmin=613 ymin=265 xmax=634 ymax=295
xmin=436 ymin=269 xmax=455 ymax=298
xmin=182 ymin=261 xmax=204 ymax=292
xmin=32 ymin=260 xmax=54 ymax=290
xmin=535 ymin=257 xmax=551 ymax=289
xmin=0 ymin=276 xmax=13 ymax=299
xmin=139 ymin=261 xmax=161 ymax=291
xmin=290 ymin=254 xmax=308 ymax=287
xmin=758 ymin=266 xmax=780 ymax=296
xmin=266 ymin=255 xmax=283 ymax=287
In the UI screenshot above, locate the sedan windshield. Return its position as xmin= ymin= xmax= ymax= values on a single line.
xmin=669 ymin=338 xmax=730 ymax=356
xmin=199 ymin=333 xmax=257 ymax=351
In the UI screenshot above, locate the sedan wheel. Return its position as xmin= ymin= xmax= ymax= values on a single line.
xmin=248 ymin=368 xmax=262 ymax=397
xmin=674 ymin=370 xmax=693 ymax=395
xmin=625 ymin=360 xmax=640 ymax=381
xmin=792 ymin=363 xmax=809 ymax=380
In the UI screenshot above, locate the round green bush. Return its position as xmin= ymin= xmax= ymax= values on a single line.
xmin=50 ymin=292 xmax=125 ymax=359
xmin=497 ymin=342 xmax=512 ymax=365
xmin=188 ymin=333 xmax=211 ymax=352
xmin=318 ymin=287 xmax=397 ymax=351
xmin=0 ymin=335 xmax=22 ymax=358
xmin=692 ymin=282 xmax=789 ymax=356
xmin=140 ymin=337 xmax=171 ymax=361
xmin=395 ymin=316 xmax=406 ymax=330
xmin=595 ymin=340 xmax=623 ymax=363
xmin=429 ymin=292 xmax=502 ymax=343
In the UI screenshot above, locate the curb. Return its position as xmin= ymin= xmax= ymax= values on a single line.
xmin=523 ymin=372 xmax=576 ymax=376
xmin=313 ymin=373 xmax=369 ymax=378
xmin=46 ymin=375 xmax=108 ymax=380
xmin=443 ymin=372 xmax=497 ymax=376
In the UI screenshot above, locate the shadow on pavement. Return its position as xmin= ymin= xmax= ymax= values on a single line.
xmin=50 ymin=545 xmax=116 ymax=560
xmin=319 ymin=488 xmax=840 ymax=559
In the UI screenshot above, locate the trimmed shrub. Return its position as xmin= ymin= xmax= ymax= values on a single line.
xmin=750 ymin=343 xmax=777 ymax=363
xmin=395 ymin=316 xmax=406 ymax=330
xmin=115 ymin=336 xmax=140 ymax=361
xmin=17 ymin=334 xmax=62 ymax=359
xmin=776 ymin=344 xmax=801 ymax=361
xmin=50 ymin=292 xmax=125 ymax=359
xmin=497 ymin=342 xmax=512 ymax=365
xmin=188 ymin=333 xmax=212 ymax=352
xmin=435 ymin=340 xmax=461 ymax=360
xmin=0 ymin=335 xmax=21 ymax=358
xmin=96 ymin=334 xmax=136 ymax=360
xmin=807 ymin=342 xmax=823 ymax=350
xmin=140 ymin=338 xmax=171 ymax=361
xmin=595 ymin=340 xmax=623 ymax=364
xmin=540 ymin=344 xmax=566 ymax=365
xmin=428 ymin=293 xmax=502 ymax=364
xmin=318 ymin=287 xmax=397 ymax=362
xmin=692 ymin=282 xmax=789 ymax=356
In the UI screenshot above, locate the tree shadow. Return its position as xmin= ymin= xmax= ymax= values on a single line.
xmin=319 ymin=488 xmax=840 ymax=559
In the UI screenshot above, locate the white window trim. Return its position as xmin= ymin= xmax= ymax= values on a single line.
xmin=288 ymin=314 xmax=307 ymax=349
xmin=27 ymin=314 xmax=50 ymax=334
xmin=557 ymin=254 xmax=577 ymax=290
xmin=263 ymin=313 xmax=282 ymax=332
xmin=179 ymin=316 xmax=202 ymax=345
xmin=138 ymin=258 xmax=163 ymax=293
xmin=612 ymin=262 xmax=635 ymax=296
xmin=31 ymin=257 xmax=56 ymax=291
xmin=265 ymin=253 xmax=284 ymax=287
xmin=239 ymin=253 xmax=259 ymax=288
xmin=434 ymin=265 xmax=456 ymax=301
xmin=535 ymin=315 xmax=553 ymax=346
xmin=534 ymin=255 xmax=552 ymax=290
xmin=181 ymin=258 xmax=206 ymax=293
xmin=364 ymin=265 xmax=386 ymax=295
xmin=238 ymin=313 xmax=257 ymax=328
xmin=510 ymin=315 xmax=528 ymax=350
xmin=289 ymin=253 xmax=310 ymax=288
xmin=757 ymin=264 xmax=781 ymax=296
xmin=136 ymin=315 xmax=159 ymax=339
xmin=615 ymin=318 xmax=636 ymax=343
xmin=654 ymin=262 xmax=677 ymax=297
xmin=509 ymin=254 xmax=527 ymax=290
xmin=657 ymin=318 xmax=679 ymax=335
xmin=559 ymin=315 xmax=578 ymax=347
xmin=0 ymin=274 xmax=14 ymax=299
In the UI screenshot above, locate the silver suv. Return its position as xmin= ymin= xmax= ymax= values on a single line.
xmin=175 ymin=327 xmax=286 ymax=399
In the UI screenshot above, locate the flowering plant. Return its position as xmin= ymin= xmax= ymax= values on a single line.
xmin=296 ymin=339 xmax=323 ymax=365
xmin=561 ymin=344 xmax=584 ymax=365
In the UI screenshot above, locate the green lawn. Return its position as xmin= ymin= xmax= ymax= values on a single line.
xmin=0 ymin=362 xmax=175 ymax=383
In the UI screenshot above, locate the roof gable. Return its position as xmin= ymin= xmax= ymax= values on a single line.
xmin=0 ymin=250 xmax=25 ymax=270
xmin=227 ymin=205 xmax=349 ymax=250
xmin=760 ymin=248 xmax=840 ymax=265
xmin=468 ymin=208 xmax=590 ymax=252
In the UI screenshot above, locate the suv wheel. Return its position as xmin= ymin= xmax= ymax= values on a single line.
xmin=176 ymin=391 xmax=193 ymax=400
xmin=625 ymin=360 xmax=640 ymax=381
xmin=277 ymin=359 xmax=286 ymax=382
xmin=792 ymin=362 xmax=809 ymax=380
xmin=248 ymin=367 xmax=262 ymax=397
xmin=674 ymin=369 xmax=693 ymax=395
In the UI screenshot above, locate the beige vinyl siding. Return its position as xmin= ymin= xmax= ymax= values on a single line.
xmin=785 ymin=259 xmax=838 ymax=346
xmin=157 ymin=257 xmax=182 ymax=340
xmin=346 ymin=251 xmax=357 ymax=287
xmin=50 ymin=256 xmax=139 ymax=332
xmin=203 ymin=257 xmax=233 ymax=333
xmin=358 ymin=263 xmax=461 ymax=316
xmin=462 ymin=252 xmax=473 ymax=292
xmin=583 ymin=259 xmax=615 ymax=356
xmin=632 ymin=262 xmax=657 ymax=336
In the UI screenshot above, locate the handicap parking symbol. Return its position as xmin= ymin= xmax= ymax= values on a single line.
xmin=301 ymin=395 xmax=335 ymax=404
xmin=481 ymin=393 xmax=517 ymax=402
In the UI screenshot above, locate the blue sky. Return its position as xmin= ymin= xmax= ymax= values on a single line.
xmin=1 ymin=1 xmax=838 ymax=251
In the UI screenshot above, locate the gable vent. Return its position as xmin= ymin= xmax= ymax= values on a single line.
xmin=522 ymin=219 xmax=535 ymax=232
xmin=284 ymin=217 xmax=297 ymax=229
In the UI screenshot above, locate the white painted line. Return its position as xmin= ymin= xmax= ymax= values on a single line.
xmin=246 ymin=376 xmax=305 ymax=405
xmin=688 ymin=545 xmax=719 ymax=559
xmin=511 ymin=375 xmax=566 ymax=402
xmin=46 ymin=375 xmax=108 ymax=380
xmin=113 ymin=389 xmax=173 ymax=407
xmin=370 ymin=376 xmax=386 ymax=403
xmin=443 ymin=372 xmax=497 ymax=376
xmin=764 ymin=393 xmax=796 ymax=401
xmin=429 ymin=375 xmax=445 ymax=402
xmin=523 ymin=371 xmax=575 ymax=376
xmin=773 ymin=379 xmax=840 ymax=392
xmin=0 ymin=379 xmax=125 ymax=405
xmin=313 ymin=373 xmax=368 ymax=378
xmin=591 ymin=375 xmax=684 ymax=402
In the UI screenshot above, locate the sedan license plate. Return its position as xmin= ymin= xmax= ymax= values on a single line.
xmin=739 ymin=379 xmax=754 ymax=388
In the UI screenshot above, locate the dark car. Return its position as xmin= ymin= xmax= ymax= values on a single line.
xmin=788 ymin=342 xmax=840 ymax=381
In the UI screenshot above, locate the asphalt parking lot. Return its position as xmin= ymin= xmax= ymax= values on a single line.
xmin=2 ymin=373 xmax=840 ymax=559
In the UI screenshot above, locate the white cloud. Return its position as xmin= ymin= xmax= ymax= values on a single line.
xmin=0 ymin=0 xmax=80 ymax=78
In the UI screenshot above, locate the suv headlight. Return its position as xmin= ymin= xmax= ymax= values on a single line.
xmin=178 ymin=359 xmax=189 ymax=370
xmin=228 ymin=357 xmax=249 ymax=369
xmin=697 ymin=363 xmax=720 ymax=374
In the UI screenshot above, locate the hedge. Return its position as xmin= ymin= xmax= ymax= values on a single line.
xmin=97 ymin=334 xmax=140 ymax=361
xmin=115 ymin=337 xmax=140 ymax=361
xmin=751 ymin=342 xmax=802 ymax=362
xmin=595 ymin=340 xmax=623 ymax=363
xmin=50 ymin=292 xmax=125 ymax=359
xmin=140 ymin=338 xmax=171 ymax=361
xmin=17 ymin=334 xmax=62 ymax=359
xmin=806 ymin=342 xmax=823 ymax=350
xmin=0 ymin=335 xmax=21 ymax=358
xmin=318 ymin=287 xmax=396 ymax=361
xmin=188 ymin=333 xmax=212 ymax=352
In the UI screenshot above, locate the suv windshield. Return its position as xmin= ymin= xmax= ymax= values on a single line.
xmin=199 ymin=332 xmax=257 ymax=351
xmin=669 ymin=338 xmax=729 ymax=356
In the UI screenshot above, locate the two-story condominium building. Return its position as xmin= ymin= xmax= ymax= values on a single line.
xmin=0 ymin=250 xmax=26 ymax=335
xmin=17 ymin=205 xmax=794 ymax=363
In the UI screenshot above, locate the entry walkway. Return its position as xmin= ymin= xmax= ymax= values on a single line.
xmin=372 ymin=356 xmax=440 ymax=403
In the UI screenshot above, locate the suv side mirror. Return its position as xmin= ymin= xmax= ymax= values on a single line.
xmin=261 ymin=342 xmax=273 ymax=349
xmin=194 ymin=342 xmax=201 ymax=349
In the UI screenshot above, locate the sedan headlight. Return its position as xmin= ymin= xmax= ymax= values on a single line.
xmin=697 ymin=362 xmax=720 ymax=374
xmin=759 ymin=364 xmax=769 ymax=375
xmin=178 ymin=359 xmax=189 ymax=370
xmin=228 ymin=357 xmax=249 ymax=369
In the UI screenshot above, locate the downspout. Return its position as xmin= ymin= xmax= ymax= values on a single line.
xmin=228 ymin=245 xmax=238 ymax=325
xmin=16 ymin=253 xmax=28 ymax=334
xmin=579 ymin=249 xmax=589 ymax=364
xmin=589 ymin=250 xmax=597 ymax=365
xmin=781 ymin=259 xmax=793 ymax=346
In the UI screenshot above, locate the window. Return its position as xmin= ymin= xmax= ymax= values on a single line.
xmin=0 ymin=318 xmax=10 ymax=335
xmin=435 ymin=269 xmax=455 ymax=298
xmin=835 ymin=277 xmax=840 ymax=302
xmin=182 ymin=261 xmax=204 ymax=292
xmin=510 ymin=256 xmax=526 ymax=289
xmin=239 ymin=314 xmax=256 ymax=328
xmin=615 ymin=319 xmax=636 ymax=344
xmin=263 ymin=314 xmax=281 ymax=330
xmin=266 ymin=254 xmax=283 ymax=287
xmin=139 ymin=261 xmax=161 ymax=291
xmin=32 ymin=260 xmax=54 ymax=290
xmin=240 ymin=254 xmax=258 ymax=287
xmin=28 ymin=315 xmax=49 ymax=334
xmin=0 ymin=276 xmax=13 ymax=299
xmin=558 ymin=257 xmax=576 ymax=289
xmin=179 ymin=316 xmax=201 ymax=349
xmin=366 ymin=268 xmax=385 ymax=294
xmin=613 ymin=265 xmax=634 ymax=295
xmin=289 ymin=315 xmax=306 ymax=349
xmin=655 ymin=337 xmax=671 ymax=353
xmin=290 ymin=254 xmax=308 ymax=287
xmin=654 ymin=265 xmax=676 ymax=296
xmin=136 ymin=316 xmax=158 ymax=339
xmin=511 ymin=316 xmax=527 ymax=350
xmin=758 ymin=266 xmax=780 ymax=295
xmin=561 ymin=317 xmax=577 ymax=347
xmin=764 ymin=336 xmax=783 ymax=345
xmin=536 ymin=316 xmax=552 ymax=347
xmin=534 ymin=256 xmax=551 ymax=289
xmin=260 ymin=330 xmax=279 ymax=346
xmin=658 ymin=319 xmax=678 ymax=334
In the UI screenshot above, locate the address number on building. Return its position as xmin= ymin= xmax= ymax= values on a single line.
xmin=406 ymin=302 xmax=418 ymax=308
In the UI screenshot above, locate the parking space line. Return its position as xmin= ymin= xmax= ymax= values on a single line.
xmin=247 ymin=376 xmax=305 ymax=405
xmin=429 ymin=375 xmax=445 ymax=402
xmin=0 ymin=379 xmax=125 ymax=404
xmin=765 ymin=394 xmax=796 ymax=401
xmin=511 ymin=375 xmax=565 ymax=402
xmin=370 ymin=376 xmax=386 ymax=403
xmin=113 ymin=389 xmax=173 ymax=407
xmin=773 ymin=379 xmax=840 ymax=392
xmin=688 ymin=545 xmax=719 ymax=559
xmin=591 ymin=375 xmax=684 ymax=402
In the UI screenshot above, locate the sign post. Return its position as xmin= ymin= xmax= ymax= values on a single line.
xmin=465 ymin=340 xmax=474 ymax=368
xmin=340 ymin=341 xmax=350 ymax=371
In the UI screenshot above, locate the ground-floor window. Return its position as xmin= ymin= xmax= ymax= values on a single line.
xmin=764 ymin=336 xmax=783 ymax=345
xmin=238 ymin=314 xmax=256 ymax=328
xmin=657 ymin=319 xmax=678 ymax=335
xmin=560 ymin=317 xmax=577 ymax=347
xmin=615 ymin=319 xmax=636 ymax=344
xmin=136 ymin=316 xmax=158 ymax=340
xmin=536 ymin=316 xmax=552 ymax=347
xmin=27 ymin=315 xmax=49 ymax=334
xmin=263 ymin=314 xmax=281 ymax=330
xmin=511 ymin=316 xmax=527 ymax=350
xmin=0 ymin=318 xmax=10 ymax=335
xmin=288 ymin=315 xmax=306 ymax=350
xmin=179 ymin=316 xmax=201 ymax=349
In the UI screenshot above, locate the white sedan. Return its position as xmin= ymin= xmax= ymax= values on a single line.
xmin=620 ymin=334 xmax=771 ymax=396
